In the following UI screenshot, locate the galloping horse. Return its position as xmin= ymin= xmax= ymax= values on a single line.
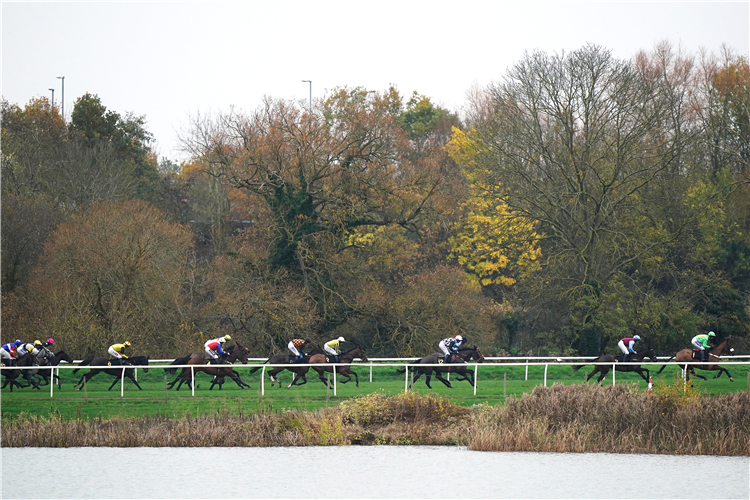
xmin=167 ymin=342 xmax=251 ymax=391
xmin=308 ymin=346 xmax=368 ymax=388
xmin=248 ymin=344 xmax=325 ymax=388
xmin=656 ymin=338 xmax=735 ymax=382
xmin=34 ymin=348 xmax=73 ymax=388
xmin=73 ymin=356 xmax=150 ymax=391
xmin=407 ymin=346 xmax=485 ymax=389
xmin=572 ymin=348 xmax=658 ymax=384
xmin=1 ymin=351 xmax=41 ymax=391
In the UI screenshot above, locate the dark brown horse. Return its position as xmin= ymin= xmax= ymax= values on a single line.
xmin=408 ymin=346 xmax=485 ymax=389
xmin=73 ymin=356 xmax=150 ymax=390
xmin=248 ymin=344 xmax=325 ymax=388
xmin=167 ymin=342 xmax=251 ymax=391
xmin=657 ymin=338 xmax=735 ymax=382
xmin=1 ymin=351 xmax=41 ymax=391
xmin=572 ymin=348 xmax=658 ymax=384
xmin=308 ymin=346 xmax=368 ymax=388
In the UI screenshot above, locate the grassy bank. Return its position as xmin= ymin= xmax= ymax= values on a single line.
xmin=3 ymin=383 xmax=749 ymax=456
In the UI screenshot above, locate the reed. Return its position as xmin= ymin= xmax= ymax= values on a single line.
xmin=3 ymin=384 xmax=748 ymax=455
xmin=468 ymin=383 xmax=750 ymax=456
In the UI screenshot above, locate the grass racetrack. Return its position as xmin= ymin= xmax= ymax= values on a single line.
xmin=2 ymin=360 xmax=748 ymax=420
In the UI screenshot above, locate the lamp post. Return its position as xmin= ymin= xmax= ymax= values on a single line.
xmin=56 ymin=75 xmax=65 ymax=120
xmin=301 ymin=80 xmax=311 ymax=108
xmin=49 ymin=88 xmax=55 ymax=107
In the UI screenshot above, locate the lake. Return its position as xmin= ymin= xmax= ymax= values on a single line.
xmin=2 ymin=446 xmax=748 ymax=499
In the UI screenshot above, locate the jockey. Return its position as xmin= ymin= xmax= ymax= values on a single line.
xmin=691 ymin=331 xmax=715 ymax=362
xmin=108 ymin=341 xmax=131 ymax=363
xmin=204 ymin=335 xmax=231 ymax=364
xmin=288 ymin=338 xmax=311 ymax=363
xmin=16 ymin=341 xmax=40 ymax=358
xmin=323 ymin=337 xmax=345 ymax=363
xmin=438 ymin=335 xmax=464 ymax=363
xmin=0 ymin=340 xmax=22 ymax=365
xmin=617 ymin=335 xmax=640 ymax=362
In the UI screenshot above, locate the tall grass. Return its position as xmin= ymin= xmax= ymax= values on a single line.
xmin=468 ymin=383 xmax=750 ymax=456
xmin=3 ymin=384 xmax=748 ymax=455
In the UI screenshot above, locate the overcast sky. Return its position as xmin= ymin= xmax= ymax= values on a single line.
xmin=2 ymin=1 xmax=748 ymax=162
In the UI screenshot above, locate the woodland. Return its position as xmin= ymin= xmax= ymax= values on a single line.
xmin=2 ymin=42 xmax=749 ymax=360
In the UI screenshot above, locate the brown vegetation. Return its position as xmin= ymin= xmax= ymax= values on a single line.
xmin=3 ymin=385 xmax=749 ymax=455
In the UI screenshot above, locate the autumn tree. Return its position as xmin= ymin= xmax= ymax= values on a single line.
xmin=3 ymin=200 xmax=194 ymax=358
xmin=183 ymin=87 xmax=454 ymax=331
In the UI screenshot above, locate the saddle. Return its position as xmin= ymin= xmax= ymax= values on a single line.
xmin=692 ymin=350 xmax=708 ymax=362
xmin=325 ymin=355 xmax=340 ymax=364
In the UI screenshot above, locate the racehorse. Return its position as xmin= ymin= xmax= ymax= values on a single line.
xmin=407 ymin=346 xmax=485 ymax=389
xmin=248 ymin=344 xmax=325 ymax=388
xmin=656 ymin=338 xmax=735 ymax=382
xmin=166 ymin=342 xmax=251 ymax=391
xmin=72 ymin=356 xmax=150 ymax=391
xmin=1 ymin=351 xmax=41 ymax=391
xmin=34 ymin=348 xmax=73 ymax=388
xmin=572 ymin=348 xmax=658 ymax=384
xmin=308 ymin=346 xmax=368 ymax=388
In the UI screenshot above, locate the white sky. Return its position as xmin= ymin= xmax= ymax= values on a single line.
xmin=2 ymin=1 xmax=749 ymax=162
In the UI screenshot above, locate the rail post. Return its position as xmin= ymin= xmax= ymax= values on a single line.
xmin=404 ymin=364 xmax=409 ymax=392
xmin=473 ymin=364 xmax=478 ymax=395
xmin=333 ymin=364 xmax=337 ymax=397
xmin=120 ymin=367 xmax=125 ymax=397
xmin=525 ymin=359 xmax=529 ymax=381
xmin=370 ymin=361 xmax=373 ymax=383
xmin=261 ymin=366 xmax=266 ymax=396
xmin=50 ymin=368 xmax=54 ymax=398
xmin=612 ymin=364 xmax=616 ymax=386
xmin=544 ymin=364 xmax=548 ymax=387
xmin=191 ymin=366 xmax=195 ymax=397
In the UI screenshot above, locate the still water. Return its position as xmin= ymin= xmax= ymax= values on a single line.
xmin=2 ymin=446 xmax=748 ymax=499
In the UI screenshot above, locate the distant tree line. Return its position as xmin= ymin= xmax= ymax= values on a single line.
xmin=2 ymin=42 xmax=748 ymax=359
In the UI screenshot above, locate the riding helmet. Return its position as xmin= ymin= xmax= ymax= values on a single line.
xmin=224 ymin=335 xmax=232 ymax=341
xmin=14 ymin=340 xmax=22 ymax=345
xmin=708 ymin=331 xmax=716 ymax=337
xmin=34 ymin=340 xmax=42 ymax=346
xmin=634 ymin=335 xmax=641 ymax=341
xmin=338 ymin=337 xmax=345 ymax=342
xmin=47 ymin=338 xmax=55 ymax=344
xmin=124 ymin=341 xmax=131 ymax=346
xmin=455 ymin=335 xmax=463 ymax=341
xmin=304 ymin=338 xmax=312 ymax=343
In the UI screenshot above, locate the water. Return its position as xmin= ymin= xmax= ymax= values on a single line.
xmin=2 ymin=446 xmax=748 ymax=499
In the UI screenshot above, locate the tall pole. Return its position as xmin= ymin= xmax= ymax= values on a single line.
xmin=302 ymin=80 xmax=311 ymax=108
xmin=56 ymin=75 xmax=65 ymax=121
xmin=48 ymin=88 xmax=55 ymax=107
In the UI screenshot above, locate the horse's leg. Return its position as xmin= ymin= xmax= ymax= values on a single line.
xmin=713 ymin=367 xmax=734 ymax=382
xmin=597 ymin=369 xmax=608 ymax=384
xmin=636 ymin=368 xmax=650 ymax=382
xmin=434 ymin=371 xmax=453 ymax=388
xmin=128 ymin=373 xmax=144 ymax=390
xmin=107 ymin=376 xmax=120 ymax=391
xmin=460 ymin=369 xmax=475 ymax=386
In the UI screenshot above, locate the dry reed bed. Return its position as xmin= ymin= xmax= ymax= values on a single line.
xmin=3 ymin=385 xmax=749 ymax=455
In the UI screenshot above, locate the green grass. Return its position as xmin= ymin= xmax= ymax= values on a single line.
xmin=2 ymin=361 xmax=748 ymax=421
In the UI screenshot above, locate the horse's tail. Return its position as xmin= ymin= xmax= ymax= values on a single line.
xmin=396 ymin=358 xmax=422 ymax=374
xmin=657 ymin=355 xmax=675 ymax=374
xmin=72 ymin=358 xmax=93 ymax=374
xmin=248 ymin=357 xmax=272 ymax=374
xmin=571 ymin=363 xmax=587 ymax=372
xmin=165 ymin=355 xmax=191 ymax=374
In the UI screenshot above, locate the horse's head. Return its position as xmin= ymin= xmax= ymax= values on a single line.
xmin=722 ymin=337 xmax=735 ymax=356
xmin=346 ymin=346 xmax=368 ymax=362
xmin=55 ymin=351 xmax=73 ymax=364
xmin=228 ymin=342 xmax=249 ymax=363
xmin=131 ymin=356 xmax=150 ymax=372
xmin=642 ymin=348 xmax=658 ymax=363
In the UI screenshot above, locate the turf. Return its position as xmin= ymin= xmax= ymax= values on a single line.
xmin=2 ymin=361 xmax=748 ymax=421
